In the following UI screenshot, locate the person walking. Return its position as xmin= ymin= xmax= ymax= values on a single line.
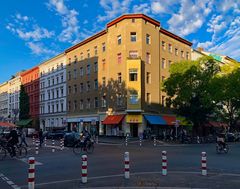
xmin=19 ymin=128 xmax=28 ymax=147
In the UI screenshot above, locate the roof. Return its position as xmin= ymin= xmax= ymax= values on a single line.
xmin=160 ymin=28 xmax=192 ymax=46
xmin=20 ymin=66 xmax=39 ymax=77
xmin=102 ymin=115 xmax=125 ymax=125
xmin=107 ymin=14 xmax=160 ymax=28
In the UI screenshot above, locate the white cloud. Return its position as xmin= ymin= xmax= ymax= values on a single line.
xmin=98 ymin=0 xmax=132 ymax=22
xmin=16 ymin=13 xmax=29 ymax=21
xmin=83 ymin=19 xmax=88 ymax=24
xmin=133 ymin=3 xmax=151 ymax=14
xmin=207 ymin=15 xmax=226 ymax=34
xmin=27 ymin=42 xmax=56 ymax=55
xmin=47 ymin=0 xmax=81 ymax=43
xmin=168 ymin=0 xmax=213 ymax=36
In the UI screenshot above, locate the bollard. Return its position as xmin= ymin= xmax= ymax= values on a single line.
xmin=125 ymin=135 xmax=128 ymax=146
xmin=139 ymin=136 xmax=142 ymax=147
xmin=52 ymin=139 xmax=55 ymax=153
xmin=201 ymin=152 xmax=207 ymax=176
xmin=162 ymin=151 xmax=167 ymax=176
xmin=44 ymin=137 xmax=47 ymax=147
xmin=154 ymin=136 xmax=157 ymax=146
xmin=60 ymin=138 xmax=64 ymax=151
xmin=32 ymin=136 xmax=35 ymax=145
xmin=81 ymin=155 xmax=87 ymax=183
xmin=35 ymin=140 xmax=39 ymax=155
xmin=124 ymin=152 xmax=130 ymax=179
xmin=28 ymin=157 xmax=35 ymax=189
xmin=96 ymin=136 xmax=99 ymax=144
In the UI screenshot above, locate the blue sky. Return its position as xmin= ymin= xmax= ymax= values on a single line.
xmin=0 ymin=0 xmax=239 ymax=83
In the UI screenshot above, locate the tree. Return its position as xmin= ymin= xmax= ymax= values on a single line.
xmin=19 ymin=85 xmax=30 ymax=120
xmin=210 ymin=68 xmax=240 ymax=130
xmin=163 ymin=57 xmax=220 ymax=134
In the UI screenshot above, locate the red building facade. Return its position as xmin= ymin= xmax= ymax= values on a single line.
xmin=21 ymin=67 xmax=40 ymax=128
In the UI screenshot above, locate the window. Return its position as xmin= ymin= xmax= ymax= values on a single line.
xmin=146 ymin=72 xmax=151 ymax=84
xmin=146 ymin=52 xmax=151 ymax=64
xmin=130 ymin=92 xmax=138 ymax=104
xmin=94 ymin=62 xmax=98 ymax=72
xmin=162 ymin=76 xmax=165 ymax=82
xmin=117 ymin=35 xmax=122 ymax=45
xmin=52 ymin=105 xmax=54 ymax=113
xmin=102 ymin=77 xmax=106 ymax=87
xmin=74 ymin=69 xmax=77 ymax=79
xmin=132 ymin=18 xmax=135 ymax=23
xmin=102 ymin=96 xmax=106 ymax=107
xmin=181 ymin=50 xmax=184 ymax=58
xmin=146 ymin=34 xmax=151 ymax=44
xmin=86 ymin=81 xmax=90 ymax=91
xmin=68 ymin=58 xmax=71 ymax=65
xmin=80 ymin=52 xmax=83 ymax=60
xmin=162 ymin=58 xmax=166 ymax=69
xmin=129 ymin=68 xmax=138 ymax=81
xmin=80 ymin=67 xmax=84 ymax=76
xmin=74 ymin=100 xmax=77 ymax=111
xmin=102 ymin=59 xmax=106 ymax=70
xmin=117 ymin=93 xmax=123 ymax=106
xmin=168 ymin=60 xmax=172 ymax=68
xmin=87 ymin=49 xmax=90 ymax=58
xmin=48 ymin=105 xmax=50 ymax=113
xmin=61 ymin=63 xmax=63 ymax=69
xmin=48 ymin=79 xmax=50 ymax=86
xmin=61 ymin=87 xmax=64 ymax=96
xmin=68 ymin=71 xmax=71 ymax=80
xmin=94 ymin=97 xmax=98 ymax=108
xmin=86 ymin=65 xmax=90 ymax=75
xmin=129 ymin=51 xmax=138 ymax=58
xmin=94 ymin=46 xmax=97 ymax=56
xmin=102 ymin=43 xmax=106 ymax=52
xmin=56 ymin=76 xmax=59 ymax=84
xmin=175 ymin=48 xmax=178 ymax=56
xmin=74 ymin=55 xmax=77 ymax=64
xmin=186 ymin=52 xmax=189 ymax=60
xmin=117 ymin=53 xmax=122 ymax=64
xmin=162 ymin=41 xmax=166 ymax=50
xmin=162 ymin=95 xmax=166 ymax=106
xmin=168 ymin=44 xmax=172 ymax=53
xmin=48 ymin=90 xmax=50 ymax=100
xmin=68 ymin=86 xmax=71 ymax=94
xmin=52 ymin=90 xmax=54 ymax=99
xmin=94 ymin=79 xmax=98 ymax=90
xmin=80 ymin=100 xmax=84 ymax=110
xmin=74 ymin=84 xmax=77 ymax=93
xmin=61 ymin=102 xmax=63 ymax=112
xmin=130 ymin=32 xmax=136 ymax=42
xmin=56 ymin=103 xmax=59 ymax=112
xmin=80 ymin=83 xmax=84 ymax=92
xmin=118 ymin=73 xmax=122 ymax=84
xmin=146 ymin=93 xmax=151 ymax=104
xmin=56 ymin=89 xmax=59 ymax=98
xmin=86 ymin=98 xmax=90 ymax=109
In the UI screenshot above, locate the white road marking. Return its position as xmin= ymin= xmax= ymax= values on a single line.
xmin=17 ymin=157 xmax=43 ymax=165
xmin=0 ymin=173 xmax=21 ymax=189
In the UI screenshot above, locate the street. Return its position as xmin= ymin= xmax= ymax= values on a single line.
xmin=1 ymin=138 xmax=240 ymax=189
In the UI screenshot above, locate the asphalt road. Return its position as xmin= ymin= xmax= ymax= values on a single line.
xmin=1 ymin=139 xmax=240 ymax=189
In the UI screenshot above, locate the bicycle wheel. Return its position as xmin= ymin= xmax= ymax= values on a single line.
xmin=73 ymin=143 xmax=83 ymax=155
xmin=86 ymin=142 xmax=94 ymax=154
xmin=16 ymin=146 xmax=27 ymax=158
xmin=0 ymin=147 xmax=6 ymax=160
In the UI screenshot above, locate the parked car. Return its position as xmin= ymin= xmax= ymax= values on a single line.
xmin=45 ymin=130 xmax=66 ymax=139
xmin=64 ymin=132 xmax=80 ymax=147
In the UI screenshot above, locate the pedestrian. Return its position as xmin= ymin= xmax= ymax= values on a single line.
xmin=39 ymin=129 xmax=43 ymax=147
xmin=19 ymin=128 xmax=28 ymax=147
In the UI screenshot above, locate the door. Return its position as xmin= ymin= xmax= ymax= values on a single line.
xmin=130 ymin=123 xmax=138 ymax=137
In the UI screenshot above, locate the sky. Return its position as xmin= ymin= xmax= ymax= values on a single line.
xmin=0 ymin=0 xmax=239 ymax=83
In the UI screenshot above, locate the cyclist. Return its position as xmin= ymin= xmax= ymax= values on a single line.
xmin=7 ymin=127 xmax=19 ymax=157
xmin=81 ymin=129 xmax=91 ymax=150
xmin=216 ymin=132 xmax=226 ymax=150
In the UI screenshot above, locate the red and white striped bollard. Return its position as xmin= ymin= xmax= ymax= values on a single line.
xmin=35 ymin=140 xmax=39 ymax=155
xmin=81 ymin=155 xmax=87 ymax=183
xmin=124 ymin=152 xmax=130 ymax=179
xmin=44 ymin=137 xmax=47 ymax=147
xmin=28 ymin=157 xmax=35 ymax=189
xmin=52 ymin=139 xmax=55 ymax=152
xmin=162 ymin=151 xmax=167 ymax=176
xmin=201 ymin=152 xmax=207 ymax=176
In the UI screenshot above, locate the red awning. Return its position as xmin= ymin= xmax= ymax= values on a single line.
xmin=205 ymin=121 xmax=228 ymax=128
xmin=102 ymin=115 xmax=125 ymax=125
xmin=162 ymin=115 xmax=176 ymax=126
xmin=0 ymin=122 xmax=16 ymax=127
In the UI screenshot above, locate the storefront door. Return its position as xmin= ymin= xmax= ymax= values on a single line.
xmin=130 ymin=123 xmax=138 ymax=137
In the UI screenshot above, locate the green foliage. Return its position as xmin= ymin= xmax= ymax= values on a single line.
xmin=19 ymin=85 xmax=30 ymax=120
xmin=163 ymin=57 xmax=220 ymax=132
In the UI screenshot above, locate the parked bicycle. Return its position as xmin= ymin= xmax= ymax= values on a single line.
xmin=0 ymin=139 xmax=27 ymax=160
xmin=73 ymin=135 xmax=94 ymax=155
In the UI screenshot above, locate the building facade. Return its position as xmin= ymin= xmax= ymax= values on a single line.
xmin=39 ymin=53 xmax=67 ymax=131
xmin=65 ymin=14 xmax=192 ymax=137
xmin=21 ymin=67 xmax=40 ymax=128
xmin=0 ymin=82 xmax=9 ymax=121
xmin=8 ymin=73 xmax=22 ymax=123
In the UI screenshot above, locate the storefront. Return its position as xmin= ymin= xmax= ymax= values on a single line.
xmin=102 ymin=115 xmax=125 ymax=136
xmin=126 ymin=114 xmax=143 ymax=137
